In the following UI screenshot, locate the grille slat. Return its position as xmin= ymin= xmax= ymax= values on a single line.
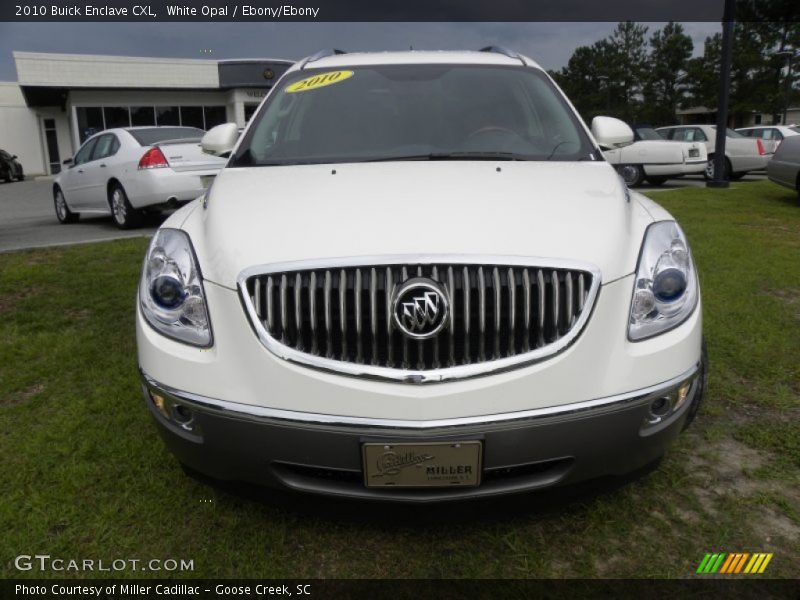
xmin=246 ymin=260 xmax=595 ymax=375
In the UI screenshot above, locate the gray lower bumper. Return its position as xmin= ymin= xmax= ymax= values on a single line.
xmin=140 ymin=365 xmax=704 ymax=502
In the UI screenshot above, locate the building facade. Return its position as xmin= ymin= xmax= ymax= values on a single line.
xmin=0 ymin=52 xmax=293 ymax=176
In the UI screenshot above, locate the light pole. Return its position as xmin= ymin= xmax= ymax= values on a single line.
xmin=775 ymin=50 xmax=797 ymax=125
xmin=707 ymin=0 xmax=735 ymax=189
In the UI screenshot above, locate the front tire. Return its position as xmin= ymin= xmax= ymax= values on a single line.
xmin=16 ymin=167 xmax=24 ymax=181
xmin=618 ymin=164 xmax=645 ymax=187
xmin=109 ymin=183 xmax=142 ymax=229
xmin=54 ymin=187 xmax=79 ymax=223
xmin=1 ymin=167 xmax=11 ymax=183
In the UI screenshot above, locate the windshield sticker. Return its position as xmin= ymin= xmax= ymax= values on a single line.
xmin=286 ymin=70 xmax=354 ymax=93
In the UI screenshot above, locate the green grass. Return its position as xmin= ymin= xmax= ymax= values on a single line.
xmin=1 ymin=180 xmax=798 ymax=579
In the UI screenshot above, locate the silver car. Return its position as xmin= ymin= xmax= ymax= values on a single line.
xmin=767 ymin=135 xmax=800 ymax=198
xmin=53 ymin=127 xmax=227 ymax=229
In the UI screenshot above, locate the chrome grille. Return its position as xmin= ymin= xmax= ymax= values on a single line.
xmin=240 ymin=257 xmax=600 ymax=383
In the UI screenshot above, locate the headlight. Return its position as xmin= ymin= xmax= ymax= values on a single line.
xmin=139 ymin=228 xmax=212 ymax=346
xmin=629 ymin=221 xmax=698 ymax=341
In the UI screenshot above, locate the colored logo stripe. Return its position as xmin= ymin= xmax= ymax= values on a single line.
xmin=697 ymin=552 xmax=773 ymax=574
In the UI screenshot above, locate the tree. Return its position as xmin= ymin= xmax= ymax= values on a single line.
xmin=643 ymin=22 xmax=693 ymax=126
xmin=607 ymin=21 xmax=650 ymax=121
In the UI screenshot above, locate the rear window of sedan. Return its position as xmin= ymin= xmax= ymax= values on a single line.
xmin=126 ymin=127 xmax=205 ymax=146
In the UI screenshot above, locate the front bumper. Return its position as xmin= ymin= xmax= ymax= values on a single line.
xmin=140 ymin=362 xmax=704 ymax=502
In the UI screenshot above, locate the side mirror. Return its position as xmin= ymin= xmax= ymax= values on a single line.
xmin=591 ymin=116 xmax=634 ymax=149
xmin=63 ymin=158 xmax=73 ymax=166
xmin=11 ymin=155 xmax=18 ymax=160
xmin=201 ymin=123 xmax=239 ymax=158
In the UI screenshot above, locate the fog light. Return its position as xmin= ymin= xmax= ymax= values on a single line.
xmin=171 ymin=404 xmax=194 ymax=425
xmin=647 ymin=396 xmax=673 ymax=423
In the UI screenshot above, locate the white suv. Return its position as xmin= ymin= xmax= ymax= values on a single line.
xmin=136 ymin=49 xmax=706 ymax=502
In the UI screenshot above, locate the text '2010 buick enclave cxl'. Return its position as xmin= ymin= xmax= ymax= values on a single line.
xmin=136 ymin=49 xmax=706 ymax=502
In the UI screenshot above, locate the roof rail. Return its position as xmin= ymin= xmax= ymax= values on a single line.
xmin=300 ymin=49 xmax=347 ymax=69
xmin=479 ymin=46 xmax=526 ymax=65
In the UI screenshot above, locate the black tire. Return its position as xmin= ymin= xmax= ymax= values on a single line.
xmin=646 ymin=176 xmax=668 ymax=186
xmin=54 ymin=187 xmax=79 ymax=223
xmin=682 ymin=339 xmax=709 ymax=431
xmin=109 ymin=183 xmax=142 ymax=229
xmin=16 ymin=167 xmax=24 ymax=181
xmin=618 ymin=164 xmax=645 ymax=187
xmin=1 ymin=167 xmax=11 ymax=183
xmin=704 ymin=155 xmax=731 ymax=181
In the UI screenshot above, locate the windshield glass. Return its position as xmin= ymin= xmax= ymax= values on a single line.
xmin=232 ymin=64 xmax=593 ymax=166
xmin=635 ymin=127 xmax=664 ymax=141
xmin=711 ymin=126 xmax=745 ymax=138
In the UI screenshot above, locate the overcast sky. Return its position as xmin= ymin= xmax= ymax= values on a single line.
xmin=0 ymin=22 xmax=721 ymax=81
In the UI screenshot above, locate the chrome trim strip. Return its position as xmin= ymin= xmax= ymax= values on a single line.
xmin=140 ymin=363 xmax=699 ymax=430
xmin=237 ymin=254 xmax=603 ymax=384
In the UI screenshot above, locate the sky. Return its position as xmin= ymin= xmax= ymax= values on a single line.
xmin=0 ymin=22 xmax=722 ymax=81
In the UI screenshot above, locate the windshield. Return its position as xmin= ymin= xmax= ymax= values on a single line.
xmin=789 ymin=126 xmax=800 ymax=134
xmin=232 ymin=64 xmax=594 ymax=166
xmin=635 ymin=127 xmax=664 ymax=141
xmin=710 ymin=126 xmax=745 ymax=138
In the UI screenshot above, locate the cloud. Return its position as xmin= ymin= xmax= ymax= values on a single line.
xmin=0 ymin=21 xmax=721 ymax=81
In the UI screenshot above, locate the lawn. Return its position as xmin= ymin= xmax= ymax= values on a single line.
xmin=1 ymin=181 xmax=798 ymax=579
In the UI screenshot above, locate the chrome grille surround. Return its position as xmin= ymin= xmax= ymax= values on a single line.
xmin=238 ymin=255 xmax=602 ymax=384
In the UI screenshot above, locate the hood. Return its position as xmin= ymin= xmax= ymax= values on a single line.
xmin=183 ymin=161 xmax=655 ymax=289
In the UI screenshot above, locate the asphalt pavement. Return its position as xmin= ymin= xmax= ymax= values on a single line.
xmin=0 ymin=178 xmax=167 ymax=253
xmin=0 ymin=172 xmax=769 ymax=253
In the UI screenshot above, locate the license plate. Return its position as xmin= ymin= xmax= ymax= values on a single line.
xmin=362 ymin=441 xmax=482 ymax=488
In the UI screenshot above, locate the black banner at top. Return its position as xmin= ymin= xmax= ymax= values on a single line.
xmin=1 ymin=0 xmax=785 ymax=23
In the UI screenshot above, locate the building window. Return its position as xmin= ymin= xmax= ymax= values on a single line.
xmin=156 ymin=106 xmax=180 ymax=126
xmin=244 ymin=104 xmax=260 ymax=123
xmin=180 ymin=106 xmax=204 ymax=129
xmin=754 ymin=114 xmax=762 ymax=125
xmin=76 ymin=107 xmax=104 ymax=143
xmin=204 ymin=105 xmax=227 ymax=129
xmin=104 ymin=106 xmax=131 ymax=129
xmin=131 ymin=106 xmax=156 ymax=126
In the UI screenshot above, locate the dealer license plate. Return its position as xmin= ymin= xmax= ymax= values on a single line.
xmin=362 ymin=441 xmax=482 ymax=488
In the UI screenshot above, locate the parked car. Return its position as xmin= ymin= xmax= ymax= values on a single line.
xmin=767 ymin=134 xmax=800 ymax=198
xmin=602 ymin=124 xmax=707 ymax=186
xmin=656 ymin=124 xmax=768 ymax=180
xmin=137 ymin=49 xmax=706 ymax=502
xmin=736 ymin=125 xmax=800 ymax=155
xmin=53 ymin=127 xmax=227 ymax=229
xmin=0 ymin=149 xmax=24 ymax=182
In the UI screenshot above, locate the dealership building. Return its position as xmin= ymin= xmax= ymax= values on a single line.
xmin=0 ymin=51 xmax=293 ymax=176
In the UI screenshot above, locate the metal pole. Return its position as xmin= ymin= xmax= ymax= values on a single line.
xmin=707 ymin=0 xmax=735 ymax=188
xmin=783 ymin=54 xmax=794 ymax=125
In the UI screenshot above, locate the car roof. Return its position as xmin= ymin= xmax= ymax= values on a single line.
xmin=293 ymin=50 xmax=541 ymax=72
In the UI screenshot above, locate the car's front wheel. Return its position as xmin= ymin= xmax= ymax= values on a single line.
xmin=16 ymin=167 xmax=24 ymax=181
xmin=1 ymin=167 xmax=11 ymax=183
xmin=109 ymin=183 xmax=142 ymax=229
xmin=54 ymin=187 xmax=79 ymax=223
xmin=617 ymin=164 xmax=644 ymax=187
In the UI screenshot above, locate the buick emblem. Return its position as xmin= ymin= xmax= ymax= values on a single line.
xmin=392 ymin=278 xmax=449 ymax=340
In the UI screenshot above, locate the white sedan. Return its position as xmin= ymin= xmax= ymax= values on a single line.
xmin=736 ymin=125 xmax=800 ymax=155
xmin=53 ymin=127 xmax=227 ymax=229
xmin=656 ymin=124 xmax=768 ymax=180
xmin=602 ymin=125 xmax=707 ymax=186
